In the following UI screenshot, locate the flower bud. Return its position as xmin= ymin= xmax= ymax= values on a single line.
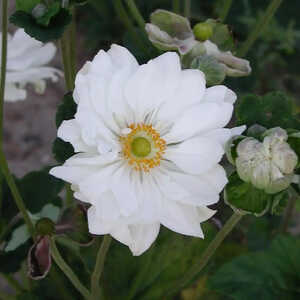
xmin=193 ymin=22 xmax=213 ymax=41
xmin=236 ymin=127 xmax=298 ymax=194
xmin=36 ymin=218 xmax=55 ymax=236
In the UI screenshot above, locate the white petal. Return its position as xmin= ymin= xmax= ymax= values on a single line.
xmin=107 ymin=44 xmax=139 ymax=70
xmin=127 ymin=223 xmax=160 ymax=256
xmin=202 ymin=125 xmax=246 ymax=148
xmin=124 ymin=52 xmax=181 ymax=122
xmin=111 ymin=166 xmax=140 ymax=217
xmin=157 ymin=69 xmax=206 ymax=122
xmin=203 ymin=85 xmax=237 ymax=104
xmin=58 ymin=119 xmax=92 ymax=152
xmin=164 ymin=102 xmax=234 ymax=143
xmin=160 ymin=200 xmax=214 ymax=237
xmin=165 ymin=137 xmax=224 ymax=174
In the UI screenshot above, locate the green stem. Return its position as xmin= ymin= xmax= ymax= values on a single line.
xmin=184 ymin=0 xmax=191 ymax=18
xmin=50 ymin=237 xmax=91 ymax=299
xmin=90 ymin=236 xmax=112 ymax=299
xmin=220 ymin=0 xmax=233 ymax=22
xmin=166 ymin=212 xmax=243 ymax=296
xmin=0 ymin=150 xmax=35 ymax=239
xmin=238 ymin=0 xmax=283 ymax=57
xmin=69 ymin=7 xmax=77 ymax=84
xmin=0 ymin=0 xmax=8 ymax=217
xmin=1 ymin=274 xmax=24 ymax=293
xmin=173 ymin=0 xmax=180 ymax=14
xmin=0 ymin=0 xmax=8 ymax=144
xmin=280 ymin=189 xmax=298 ymax=233
xmin=65 ymin=184 xmax=74 ymax=207
xmin=60 ymin=32 xmax=73 ymax=91
xmin=126 ymin=0 xmax=146 ymax=32
xmin=113 ymin=0 xmax=150 ymax=56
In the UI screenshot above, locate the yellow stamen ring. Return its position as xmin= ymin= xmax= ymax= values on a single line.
xmin=120 ymin=123 xmax=166 ymax=172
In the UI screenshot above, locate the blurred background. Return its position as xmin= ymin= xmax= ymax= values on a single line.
xmin=1 ymin=0 xmax=300 ymax=298
xmin=4 ymin=0 xmax=300 ymax=177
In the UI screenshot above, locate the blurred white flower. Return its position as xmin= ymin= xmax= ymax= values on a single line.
xmin=236 ymin=127 xmax=298 ymax=194
xmin=1 ymin=29 xmax=62 ymax=102
xmin=50 ymin=45 xmax=244 ymax=255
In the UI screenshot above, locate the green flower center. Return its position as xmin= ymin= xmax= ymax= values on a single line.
xmin=131 ymin=137 xmax=151 ymax=158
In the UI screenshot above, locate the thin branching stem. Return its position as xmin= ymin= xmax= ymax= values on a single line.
xmin=126 ymin=0 xmax=146 ymax=33
xmin=173 ymin=0 xmax=180 ymax=14
xmin=238 ymin=0 xmax=283 ymax=57
xmin=166 ymin=212 xmax=243 ymax=296
xmin=220 ymin=0 xmax=233 ymax=22
xmin=90 ymin=236 xmax=112 ymax=299
xmin=184 ymin=0 xmax=191 ymax=18
xmin=50 ymin=237 xmax=91 ymax=299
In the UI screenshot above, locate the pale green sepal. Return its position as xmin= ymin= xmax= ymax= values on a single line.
xmin=190 ymin=54 xmax=226 ymax=86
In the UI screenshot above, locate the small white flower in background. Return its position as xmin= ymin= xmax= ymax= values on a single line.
xmin=1 ymin=29 xmax=62 ymax=102
xmin=236 ymin=127 xmax=298 ymax=194
xmin=50 ymin=45 xmax=245 ymax=255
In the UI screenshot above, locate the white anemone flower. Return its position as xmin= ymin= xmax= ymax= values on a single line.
xmin=0 ymin=29 xmax=62 ymax=102
xmin=50 ymin=45 xmax=245 ymax=255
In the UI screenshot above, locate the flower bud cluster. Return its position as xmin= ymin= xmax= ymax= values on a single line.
xmin=145 ymin=9 xmax=251 ymax=85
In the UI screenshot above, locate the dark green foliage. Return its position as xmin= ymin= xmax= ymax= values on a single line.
xmin=53 ymin=93 xmax=77 ymax=163
xmin=18 ymin=170 xmax=64 ymax=213
xmin=16 ymin=0 xmax=40 ymax=12
xmin=209 ymin=236 xmax=300 ymax=300
xmin=100 ymin=224 xmax=216 ymax=300
xmin=224 ymin=172 xmax=272 ymax=216
xmin=10 ymin=8 xmax=72 ymax=42
xmin=56 ymin=93 xmax=77 ymax=128
xmin=236 ymin=91 xmax=300 ymax=130
xmin=0 ymin=241 xmax=31 ymax=273
xmin=52 ymin=138 xmax=75 ymax=163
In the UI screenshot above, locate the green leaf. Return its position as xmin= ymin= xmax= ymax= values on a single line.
xmin=191 ymin=54 xmax=226 ymax=86
xmin=19 ymin=170 xmax=64 ymax=213
xmin=236 ymin=91 xmax=300 ymax=130
xmin=224 ymin=172 xmax=272 ymax=216
xmin=10 ymin=8 xmax=72 ymax=43
xmin=52 ymin=138 xmax=75 ymax=163
xmin=0 ymin=241 xmax=31 ymax=273
xmin=56 ymin=93 xmax=77 ymax=128
xmin=101 ymin=223 xmax=216 ymax=300
xmin=36 ymin=2 xmax=60 ymax=27
xmin=208 ymin=236 xmax=300 ymax=300
xmin=16 ymin=0 xmax=41 ymax=13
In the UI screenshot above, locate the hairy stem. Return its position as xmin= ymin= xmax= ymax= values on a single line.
xmin=90 ymin=235 xmax=112 ymax=299
xmin=220 ymin=0 xmax=233 ymax=22
xmin=0 ymin=150 xmax=35 ymax=239
xmin=173 ymin=0 xmax=180 ymax=14
xmin=184 ymin=0 xmax=191 ymax=18
xmin=60 ymin=32 xmax=73 ymax=91
xmin=238 ymin=0 xmax=283 ymax=57
xmin=126 ymin=0 xmax=146 ymax=33
xmin=113 ymin=0 xmax=150 ymax=56
xmin=69 ymin=7 xmax=77 ymax=84
xmin=280 ymin=189 xmax=299 ymax=233
xmin=166 ymin=212 xmax=243 ymax=296
xmin=50 ymin=237 xmax=91 ymax=299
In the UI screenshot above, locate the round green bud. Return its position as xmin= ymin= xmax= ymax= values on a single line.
xmin=131 ymin=137 xmax=151 ymax=158
xmin=193 ymin=23 xmax=213 ymax=41
xmin=36 ymin=218 xmax=55 ymax=236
